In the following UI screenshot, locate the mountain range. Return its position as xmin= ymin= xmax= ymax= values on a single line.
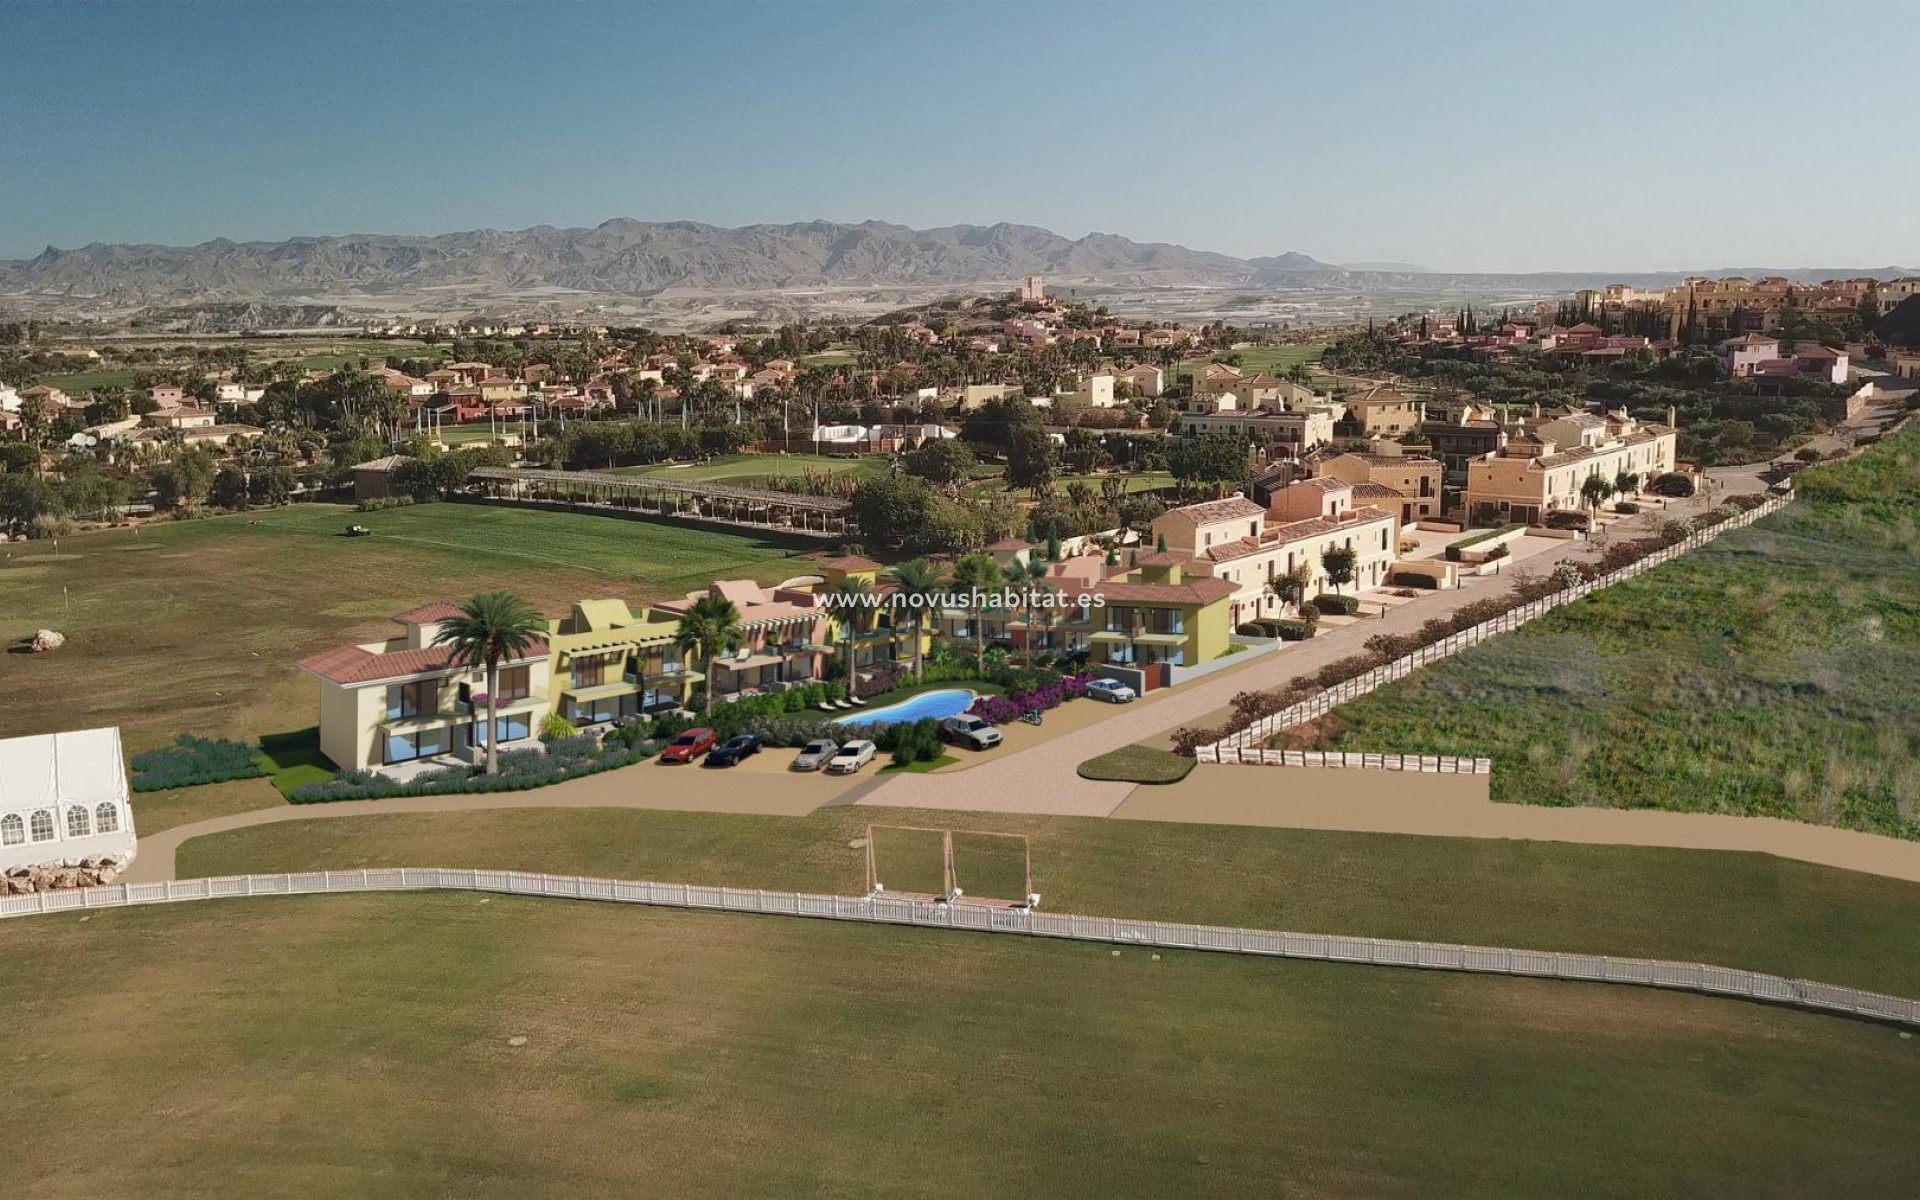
xmin=0 ymin=218 xmax=1910 ymax=316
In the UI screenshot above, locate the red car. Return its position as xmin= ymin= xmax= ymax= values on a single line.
xmin=659 ymin=727 xmax=717 ymax=763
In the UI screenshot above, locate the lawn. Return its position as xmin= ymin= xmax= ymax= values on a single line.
xmin=1311 ymin=426 xmax=1920 ymax=838
xmin=1 ymin=893 xmax=1914 ymax=1198
xmin=178 ymin=803 xmax=1920 ymax=998
xmin=1173 ymin=343 xmax=1325 ymax=382
xmin=0 ymin=502 xmax=807 ymax=749
xmin=619 ymin=452 xmax=890 ymax=485
xmin=39 ymin=367 xmax=138 ymax=394
xmin=1078 ymin=743 xmax=1195 ymax=784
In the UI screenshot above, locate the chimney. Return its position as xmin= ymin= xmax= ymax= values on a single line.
xmin=1666 ymin=405 xmax=1677 ymax=428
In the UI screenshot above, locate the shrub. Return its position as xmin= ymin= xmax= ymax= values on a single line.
xmin=540 ymin=713 xmax=578 ymax=741
xmin=130 ymin=735 xmax=268 ymax=792
xmin=288 ymin=737 xmax=651 ymax=803
xmin=886 ymin=718 xmax=945 ymax=766
xmin=967 ymin=672 xmax=1092 ymax=725
xmin=1273 ymin=618 xmax=1318 ymax=640
xmin=1310 ymin=593 xmax=1359 ymax=616
xmin=1614 ymin=501 xmax=1639 ymax=515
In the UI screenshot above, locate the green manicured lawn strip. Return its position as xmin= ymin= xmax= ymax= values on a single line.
xmin=1078 ymin=744 xmax=1196 ymax=784
xmin=3 ymin=893 xmax=1914 ymax=1197
xmin=178 ymin=804 xmax=1920 ymax=998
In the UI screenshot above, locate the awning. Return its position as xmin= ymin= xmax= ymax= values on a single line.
xmin=561 ymin=681 xmax=641 ymax=703
xmin=1134 ymin=632 xmax=1188 ymax=645
xmin=715 ymin=654 xmax=785 ymax=671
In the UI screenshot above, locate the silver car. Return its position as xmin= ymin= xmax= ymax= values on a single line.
xmin=1086 ymin=678 xmax=1138 ymax=703
xmin=791 ymin=738 xmax=840 ymax=771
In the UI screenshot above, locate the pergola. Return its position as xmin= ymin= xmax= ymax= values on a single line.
xmin=468 ymin=466 xmax=853 ymax=538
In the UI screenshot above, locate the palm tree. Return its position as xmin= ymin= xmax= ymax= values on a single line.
xmin=1012 ymin=557 xmax=1053 ymax=664
xmin=673 ymin=594 xmax=745 ymax=716
xmin=949 ymin=553 xmax=1003 ymax=673
xmin=886 ymin=558 xmax=944 ymax=682
xmin=433 ymin=591 xmax=547 ymax=776
xmin=827 ymin=575 xmax=875 ymax=691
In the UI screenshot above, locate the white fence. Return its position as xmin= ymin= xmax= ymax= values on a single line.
xmin=1195 ymin=493 xmax=1793 ymax=763
xmin=1213 ymin=749 xmax=1492 ymax=773
xmin=1 ymin=866 xmax=1912 ymax=1029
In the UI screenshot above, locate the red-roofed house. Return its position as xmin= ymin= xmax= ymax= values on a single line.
xmin=300 ymin=605 xmax=551 ymax=772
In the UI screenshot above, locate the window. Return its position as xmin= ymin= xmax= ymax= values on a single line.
xmin=384 ymin=725 xmax=450 ymax=765
xmin=0 ymin=814 xmax=21 ymax=845
xmin=385 ymin=679 xmax=438 ymax=720
xmin=494 ymin=666 xmax=531 ymax=702
xmin=469 ymin=714 xmax=532 ymax=747
xmin=29 ymin=810 xmax=55 ymax=843
xmin=571 ymin=654 xmax=610 ymax=689
xmin=95 ymin=803 xmax=120 ymax=834
xmin=67 ymin=806 xmax=91 ymax=838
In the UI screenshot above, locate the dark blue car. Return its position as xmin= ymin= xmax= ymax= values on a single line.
xmin=703 ymin=733 xmax=763 ymax=767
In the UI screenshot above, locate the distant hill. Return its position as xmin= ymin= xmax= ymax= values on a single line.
xmin=1341 ymin=261 xmax=1431 ymax=273
xmin=0 ymin=219 xmax=1267 ymax=305
xmin=1246 ymin=251 xmax=1340 ymax=274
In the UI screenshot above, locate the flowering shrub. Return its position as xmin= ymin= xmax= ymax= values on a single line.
xmin=967 ymin=672 xmax=1093 ymax=724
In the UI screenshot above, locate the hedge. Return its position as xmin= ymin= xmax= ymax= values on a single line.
xmin=130 ymin=735 xmax=268 ymax=792
xmin=287 ymin=734 xmax=654 ymax=803
xmin=1309 ymin=593 xmax=1360 ymax=616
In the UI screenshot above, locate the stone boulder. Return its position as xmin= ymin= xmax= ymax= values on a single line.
xmin=29 ymin=629 xmax=66 ymax=653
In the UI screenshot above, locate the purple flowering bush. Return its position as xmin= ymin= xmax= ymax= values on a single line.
xmin=967 ymin=672 xmax=1093 ymax=725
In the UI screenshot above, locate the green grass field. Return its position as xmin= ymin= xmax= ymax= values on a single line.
xmin=0 ymin=502 xmax=806 ymax=748
xmin=1173 ymin=344 xmax=1325 ymax=382
xmin=619 ymin=452 xmax=891 ymax=485
xmin=178 ymin=804 xmax=1920 ymax=998
xmin=1314 ymin=428 xmax=1920 ymax=838
xmin=2 ymin=892 xmax=1914 ymax=1198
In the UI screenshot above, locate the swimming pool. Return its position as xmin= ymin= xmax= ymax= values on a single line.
xmin=836 ymin=688 xmax=977 ymax=727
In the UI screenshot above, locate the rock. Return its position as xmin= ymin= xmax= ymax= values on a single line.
xmin=28 ymin=629 xmax=65 ymax=653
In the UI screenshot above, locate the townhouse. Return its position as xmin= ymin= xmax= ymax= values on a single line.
xmin=1463 ymin=410 xmax=1678 ymax=525
xmin=1314 ymin=451 xmax=1443 ymax=523
xmin=1152 ymin=484 xmax=1399 ymax=629
xmin=300 ymin=603 xmax=553 ymax=772
xmin=1336 ymin=386 xmax=1426 ymax=438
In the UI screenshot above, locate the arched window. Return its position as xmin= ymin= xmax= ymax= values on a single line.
xmin=29 ymin=810 xmax=56 ymax=843
xmin=0 ymin=815 xmax=22 ymax=846
xmin=67 ymin=807 xmax=91 ymax=838
xmin=95 ymin=804 xmax=120 ymax=834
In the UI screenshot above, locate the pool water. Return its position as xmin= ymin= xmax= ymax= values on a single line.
xmin=836 ymin=688 xmax=977 ymax=727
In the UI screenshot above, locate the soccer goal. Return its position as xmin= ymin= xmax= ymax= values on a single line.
xmin=863 ymin=823 xmax=1038 ymax=909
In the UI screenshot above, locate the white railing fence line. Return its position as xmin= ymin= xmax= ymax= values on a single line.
xmin=2 ymin=864 xmax=1913 ymax=1030
xmin=1205 ymin=494 xmax=1792 ymax=758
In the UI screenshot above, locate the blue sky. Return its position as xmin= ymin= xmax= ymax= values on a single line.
xmin=2 ymin=0 xmax=1915 ymax=272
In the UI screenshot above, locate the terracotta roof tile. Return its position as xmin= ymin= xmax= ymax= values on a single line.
xmin=392 ymin=601 xmax=463 ymax=624
xmin=1164 ymin=496 xmax=1265 ymax=524
xmin=298 ymin=640 xmax=547 ymax=686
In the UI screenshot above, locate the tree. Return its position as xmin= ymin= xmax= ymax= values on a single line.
xmin=1168 ymin=432 xmax=1250 ymax=497
xmin=828 ymin=574 xmax=875 ymax=690
xmin=1005 ymin=425 xmax=1056 ymax=496
xmin=886 ymin=558 xmax=944 ymax=682
xmin=209 ymin=466 xmax=251 ymax=510
xmin=249 ymin=464 xmax=295 ymax=507
xmin=948 ymin=552 xmax=1003 ymax=672
xmin=1060 ymin=427 xmax=1104 ymax=474
xmin=1580 ymin=474 xmax=1613 ymax=511
xmin=1320 ymin=545 xmax=1358 ymax=594
xmin=151 ymin=447 xmax=216 ymax=510
xmin=850 ymin=474 xmax=977 ymax=555
xmin=432 ymin=591 xmax=547 ymax=776
xmin=1267 ymin=561 xmax=1313 ymax=614
xmin=1613 ymin=470 xmax=1640 ymax=497
xmin=899 ymin=438 xmax=975 ymax=491
xmin=0 ymin=472 xmax=55 ymax=533
xmin=673 ymin=594 xmax=746 ymax=717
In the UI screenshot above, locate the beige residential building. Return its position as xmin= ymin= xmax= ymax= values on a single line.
xmin=1464 ymin=412 xmax=1677 ymax=525
xmin=299 ymin=603 xmax=552 ymax=772
xmin=1151 ymin=483 xmax=1398 ymax=628
xmin=1315 ymin=451 xmax=1442 ymax=523
xmin=1337 ymin=387 xmax=1426 ymax=438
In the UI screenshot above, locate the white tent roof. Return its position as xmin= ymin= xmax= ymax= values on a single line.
xmin=810 ymin=424 xmax=868 ymax=445
xmin=0 ymin=727 xmax=129 ymax=810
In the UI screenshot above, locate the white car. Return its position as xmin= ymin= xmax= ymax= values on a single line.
xmin=1086 ymin=678 xmax=1138 ymax=704
xmin=826 ymin=739 xmax=878 ymax=774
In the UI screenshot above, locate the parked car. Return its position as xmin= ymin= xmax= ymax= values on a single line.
xmin=704 ymin=733 xmax=763 ymax=767
xmin=1086 ymin=678 xmax=1137 ymax=704
xmin=790 ymin=738 xmax=840 ymax=771
xmin=659 ymin=727 xmax=717 ymax=763
xmin=826 ymin=740 xmax=877 ymax=774
xmin=341 ymin=524 xmax=372 ymax=537
xmin=939 ymin=714 xmax=1003 ymax=751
